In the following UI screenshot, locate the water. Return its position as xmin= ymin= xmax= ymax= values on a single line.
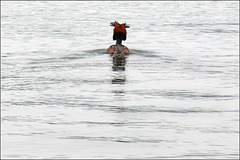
xmin=1 ymin=1 xmax=239 ymax=159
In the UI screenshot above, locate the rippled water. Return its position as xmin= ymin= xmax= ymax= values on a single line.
xmin=1 ymin=1 xmax=239 ymax=159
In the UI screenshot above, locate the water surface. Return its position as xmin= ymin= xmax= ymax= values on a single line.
xmin=1 ymin=1 xmax=239 ymax=159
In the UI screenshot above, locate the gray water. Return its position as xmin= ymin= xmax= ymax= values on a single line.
xmin=1 ymin=1 xmax=239 ymax=159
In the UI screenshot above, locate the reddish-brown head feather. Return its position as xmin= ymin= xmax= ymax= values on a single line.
xmin=114 ymin=24 xmax=127 ymax=35
xmin=113 ymin=24 xmax=127 ymax=41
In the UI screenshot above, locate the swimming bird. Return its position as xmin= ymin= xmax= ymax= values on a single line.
xmin=106 ymin=21 xmax=130 ymax=55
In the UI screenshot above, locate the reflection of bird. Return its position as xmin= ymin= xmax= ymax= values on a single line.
xmin=112 ymin=54 xmax=126 ymax=71
xmin=106 ymin=21 xmax=130 ymax=55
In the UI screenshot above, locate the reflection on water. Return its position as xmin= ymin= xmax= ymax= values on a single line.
xmin=112 ymin=54 xmax=127 ymax=71
xmin=111 ymin=53 xmax=127 ymax=84
xmin=112 ymin=75 xmax=126 ymax=84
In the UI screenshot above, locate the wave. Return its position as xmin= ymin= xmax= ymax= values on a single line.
xmin=165 ymin=22 xmax=239 ymax=27
xmin=60 ymin=135 xmax=173 ymax=144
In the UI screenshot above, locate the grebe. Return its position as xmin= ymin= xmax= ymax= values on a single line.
xmin=106 ymin=21 xmax=130 ymax=55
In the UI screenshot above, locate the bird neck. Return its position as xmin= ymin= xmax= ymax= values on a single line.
xmin=116 ymin=39 xmax=122 ymax=45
